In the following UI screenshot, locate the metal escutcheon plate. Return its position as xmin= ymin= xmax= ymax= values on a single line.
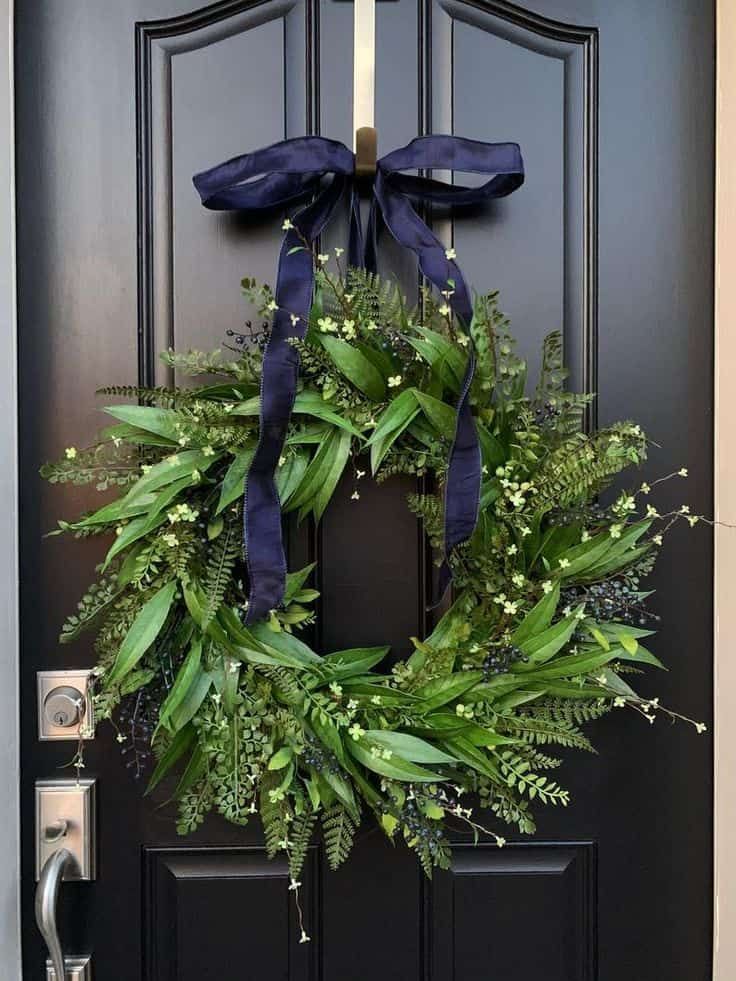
xmin=46 ymin=954 xmax=92 ymax=979
xmin=35 ymin=779 xmax=96 ymax=882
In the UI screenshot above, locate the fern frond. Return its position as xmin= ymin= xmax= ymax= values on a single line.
xmin=499 ymin=714 xmax=596 ymax=753
xmin=201 ymin=521 xmax=239 ymax=627
xmin=289 ymin=810 xmax=317 ymax=880
xmin=321 ymin=804 xmax=356 ymax=871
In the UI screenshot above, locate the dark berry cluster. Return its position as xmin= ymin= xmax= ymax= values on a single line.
xmin=482 ymin=644 xmax=527 ymax=679
xmin=399 ymin=797 xmax=446 ymax=854
xmin=563 ymin=580 xmax=659 ymax=627
xmin=226 ymin=320 xmax=270 ymax=352
xmin=534 ymin=400 xmax=561 ymax=425
xmin=302 ymin=736 xmax=342 ymax=775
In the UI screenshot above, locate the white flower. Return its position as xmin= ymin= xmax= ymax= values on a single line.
xmin=512 ymin=573 xmax=525 ymax=587
xmin=342 ymin=319 xmax=356 ymax=339
xmin=438 ymin=304 xmax=451 ymax=317
xmin=445 ymin=247 xmax=457 ymax=260
xmin=640 ymin=482 xmax=651 ymax=494
xmin=288 ymin=878 xmax=301 ymax=891
xmin=506 ymin=544 xmax=518 ymax=556
xmin=680 ymin=505 xmax=691 ymax=514
xmin=687 ymin=515 xmax=699 ymax=527
xmin=503 ymin=600 xmax=519 ymax=615
xmin=646 ymin=505 xmax=660 ymax=519
xmin=317 ymin=253 xmax=330 ymax=264
xmin=520 ymin=525 xmax=531 ymax=537
xmin=370 ymin=695 xmax=381 ymax=705
xmin=356 ymin=469 xmax=366 ymax=479
xmin=141 ymin=464 xmax=152 ymax=474
xmin=116 ymin=732 xmax=126 ymax=744
xmin=202 ymin=445 xmax=215 ymax=457
xmin=278 ymin=455 xmax=287 ymax=467
xmin=335 ymin=247 xmax=344 ymax=257
xmin=65 ymin=447 xmax=78 ymax=460
xmin=266 ymin=299 xmax=278 ymax=312
xmin=609 ymin=524 xmax=623 ymax=539
xmin=191 ymin=469 xmax=201 ymax=483
xmin=495 ymin=836 xmax=506 ymax=848
xmin=388 ymin=375 xmax=402 ymax=388
xmin=457 ymin=332 xmax=470 ymax=348
xmin=317 ymin=316 xmax=337 ymax=333
xmin=695 ymin=722 xmax=707 ymax=734
xmin=614 ymin=696 xmax=626 ymax=708
xmin=365 ymin=320 xmax=377 ymax=331
xmin=581 ymin=529 xmax=590 ymax=542
xmin=653 ymin=533 xmax=663 ymax=546
xmin=351 ymin=490 xmax=360 ymax=501
xmin=299 ymin=931 xmax=311 ymax=944
xmin=558 ymin=557 xmax=570 ymax=569
xmin=290 ymin=314 xmax=300 ymax=326
xmin=348 ymin=724 xmax=364 ymax=740
xmin=596 ymin=673 xmax=608 ymax=686
xmin=542 ymin=580 xmax=553 ymax=594
xmin=679 ymin=468 xmax=689 ymax=477
xmin=178 ymin=435 xmax=190 ymax=446
xmin=282 ymin=218 xmax=295 ymax=231
xmin=162 ymin=532 xmax=179 ymax=547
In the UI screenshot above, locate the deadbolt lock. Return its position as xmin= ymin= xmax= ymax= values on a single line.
xmin=37 ymin=670 xmax=95 ymax=741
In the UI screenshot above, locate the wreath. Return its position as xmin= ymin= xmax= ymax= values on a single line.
xmin=45 ymin=255 xmax=706 ymax=942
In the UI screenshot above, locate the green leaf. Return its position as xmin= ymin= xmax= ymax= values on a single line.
xmin=311 ymin=429 xmax=352 ymax=520
xmin=169 ymin=669 xmax=212 ymax=732
xmin=366 ymin=388 xmax=421 ymax=472
xmin=107 ymin=581 xmax=177 ymax=685
xmin=292 ymin=391 xmax=364 ymax=437
xmin=319 ymin=335 xmax=386 ymax=400
xmin=511 ymin=583 xmax=560 ymax=647
xmin=268 ymin=746 xmax=295 ymax=770
xmin=103 ymin=404 xmax=182 ymax=441
xmin=216 ymin=449 xmax=254 ymax=514
xmin=283 ymin=564 xmax=317 ymax=604
xmin=514 ymin=609 xmax=581 ymax=667
xmin=145 ymin=724 xmax=196 ymax=795
xmin=348 ymin=738 xmax=445 ymax=782
xmin=275 ymin=448 xmax=310 ymax=504
xmin=323 ymin=646 xmax=389 ymax=679
xmin=411 ymin=389 xmax=457 ymax=439
xmin=442 ymin=736 xmax=499 ymax=781
xmin=415 ymin=671 xmax=483 ymax=713
xmin=157 ymin=639 xmax=202 ymax=732
xmin=618 ymin=633 xmax=639 ymax=655
xmin=360 ymin=730 xmax=457 ymax=764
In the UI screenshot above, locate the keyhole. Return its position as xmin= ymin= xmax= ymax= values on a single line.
xmin=54 ymin=711 xmax=69 ymax=726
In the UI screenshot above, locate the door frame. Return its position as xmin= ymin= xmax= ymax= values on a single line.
xmin=0 ymin=0 xmax=728 ymax=976
xmin=714 ymin=1 xmax=735 ymax=976
xmin=0 ymin=0 xmax=20 ymax=974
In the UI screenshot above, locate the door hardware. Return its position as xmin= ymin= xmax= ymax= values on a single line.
xmin=35 ymin=778 xmax=96 ymax=881
xmin=37 ymin=670 xmax=95 ymax=741
xmin=35 ymin=780 xmax=96 ymax=978
xmin=35 ymin=847 xmax=93 ymax=980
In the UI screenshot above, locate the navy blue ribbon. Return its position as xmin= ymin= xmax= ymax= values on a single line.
xmin=194 ymin=135 xmax=524 ymax=624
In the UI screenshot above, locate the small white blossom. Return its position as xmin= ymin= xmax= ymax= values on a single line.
xmin=202 ymin=445 xmax=215 ymax=457
xmin=438 ymin=304 xmax=451 ymax=317
xmin=695 ymin=722 xmax=707 ymax=734
xmin=290 ymin=313 xmax=300 ymax=327
xmin=609 ymin=524 xmax=623 ymax=539
xmin=653 ymin=533 xmax=663 ymax=545
xmin=388 ymin=375 xmax=403 ymax=388
xmin=542 ymin=581 xmax=553 ymax=594
xmin=317 ymin=316 xmax=337 ymax=333
xmin=317 ymin=253 xmax=330 ymax=264
xmin=351 ymin=490 xmax=360 ymax=501
xmin=679 ymin=468 xmax=689 ymax=477
xmin=558 ymin=557 xmax=570 ymax=569
xmin=335 ymin=246 xmax=344 ymax=257
xmin=299 ymin=931 xmax=311 ymax=945
xmin=506 ymin=544 xmax=518 ymax=556
xmin=266 ymin=299 xmax=278 ymax=312
xmin=65 ymin=447 xmax=78 ymax=460
xmin=282 ymin=218 xmax=294 ymax=231
xmin=640 ymin=482 xmax=651 ymax=494
xmin=445 ymin=247 xmax=457 ymax=260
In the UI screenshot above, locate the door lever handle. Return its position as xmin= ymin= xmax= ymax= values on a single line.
xmin=35 ymin=846 xmax=74 ymax=980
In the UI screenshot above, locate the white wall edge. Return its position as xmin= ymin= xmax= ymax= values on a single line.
xmin=715 ymin=1 xmax=732 ymax=977
xmin=0 ymin=0 xmax=20 ymax=975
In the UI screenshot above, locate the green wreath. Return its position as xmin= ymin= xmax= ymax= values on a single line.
xmin=45 ymin=254 xmax=705 ymax=941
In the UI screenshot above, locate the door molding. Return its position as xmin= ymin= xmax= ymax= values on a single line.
xmin=715 ymin=1 xmax=734 ymax=976
xmin=0 ymin=0 xmax=20 ymax=974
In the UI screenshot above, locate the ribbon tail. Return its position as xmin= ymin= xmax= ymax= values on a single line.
xmin=244 ymin=175 xmax=348 ymax=624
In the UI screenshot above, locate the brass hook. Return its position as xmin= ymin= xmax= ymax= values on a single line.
xmin=355 ymin=126 xmax=377 ymax=180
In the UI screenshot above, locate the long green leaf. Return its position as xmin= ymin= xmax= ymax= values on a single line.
xmin=348 ymin=738 xmax=445 ymax=782
xmin=361 ymin=730 xmax=457 ymax=764
xmin=511 ymin=583 xmax=561 ymax=647
xmin=145 ymin=724 xmax=197 ymax=795
xmin=216 ymin=449 xmax=254 ymax=514
xmin=319 ymin=335 xmax=386 ymax=400
xmin=107 ymin=581 xmax=177 ymax=685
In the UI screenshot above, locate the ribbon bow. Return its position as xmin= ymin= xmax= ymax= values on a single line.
xmin=193 ymin=135 xmax=524 ymax=624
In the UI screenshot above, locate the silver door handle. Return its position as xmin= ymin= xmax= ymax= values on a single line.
xmin=35 ymin=846 xmax=73 ymax=980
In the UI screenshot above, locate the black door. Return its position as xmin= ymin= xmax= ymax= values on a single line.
xmin=17 ymin=1 xmax=714 ymax=978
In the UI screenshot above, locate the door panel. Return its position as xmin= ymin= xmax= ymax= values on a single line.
xmin=16 ymin=1 xmax=713 ymax=979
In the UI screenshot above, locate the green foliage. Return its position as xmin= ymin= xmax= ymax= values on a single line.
xmin=322 ymin=804 xmax=357 ymax=871
xmin=44 ymin=260 xmax=702 ymax=891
